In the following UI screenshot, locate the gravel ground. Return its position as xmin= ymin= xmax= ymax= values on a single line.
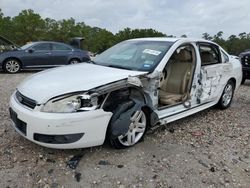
xmin=0 ymin=71 xmax=249 ymax=188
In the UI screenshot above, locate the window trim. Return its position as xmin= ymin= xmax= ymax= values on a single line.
xmin=198 ymin=42 xmax=222 ymax=66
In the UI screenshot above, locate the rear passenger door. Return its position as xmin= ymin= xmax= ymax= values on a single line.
xmin=197 ymin=43 xmax=224 ymax=103
xmin=50 ymin=43 xmax=74 ymax=65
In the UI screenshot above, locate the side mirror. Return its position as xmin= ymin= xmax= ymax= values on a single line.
xmin=28 ymin=48 xmax=34 ymax=53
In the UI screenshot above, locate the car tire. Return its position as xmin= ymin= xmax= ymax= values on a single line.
xmin=241 ymin=77 xmax=246 ymax=85
xmin=4 ymin=59 xmax=21 ymax=73
xmin=108 ymin=105 xmax=148 ymax=149
xmin=69 ymin=58 xmax=80 ymax=64
xmin=217 ymin=80 xmax=235 ymax=109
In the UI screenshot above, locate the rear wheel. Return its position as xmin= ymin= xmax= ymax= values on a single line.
xmin=4 ymin=59 xmax=21 ymax=73
xmin=217 ymin=80 xmax=235 ymax=109
xmin=69 ymin=58 xmax=80 ymax=64
xmin=109 ymin=109 xmax=148 ymax=149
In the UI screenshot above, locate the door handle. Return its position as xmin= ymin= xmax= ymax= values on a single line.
xmin=45 ymin=52 xmax=51 ymax=55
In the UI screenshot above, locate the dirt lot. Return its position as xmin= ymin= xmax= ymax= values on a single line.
xmin=0 ymin=72 xmax=249 ymax=188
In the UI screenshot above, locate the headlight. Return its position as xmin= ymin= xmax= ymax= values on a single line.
xmin=41 ymin=93 xmax=99 ymax=113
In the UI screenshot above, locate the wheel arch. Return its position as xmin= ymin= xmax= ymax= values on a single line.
xmin=228 ymin=77 xmax=236 ymax=88
xmin=68 ymin=57 xmax=81 ymax=64
xmin=3 ymin=57 xmax=23 ymax=68
xmin=102 ymin=86 xmax=156 ymax=144
xmin=102 ymin=86 xmax=151 ymax=113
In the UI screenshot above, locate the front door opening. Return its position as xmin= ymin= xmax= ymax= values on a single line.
xmin=158 ymin=45 xmax=196 ymax=107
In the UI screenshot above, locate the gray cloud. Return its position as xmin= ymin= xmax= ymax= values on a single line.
xmin=1 ymin=0 xmax=250 ymax=38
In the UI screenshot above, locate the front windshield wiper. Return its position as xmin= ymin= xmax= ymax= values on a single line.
xmin=107 ymin=64 xmax=133 ymax=70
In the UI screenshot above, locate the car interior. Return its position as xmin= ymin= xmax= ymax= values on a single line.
xmin=199 ymin=45 xmax=220 ymax=65
xmin=158 ymin=45 xmax=196 ymax=107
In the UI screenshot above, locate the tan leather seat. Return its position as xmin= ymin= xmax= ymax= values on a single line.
xmin=159 ymin=49 xmax=192 ymax=105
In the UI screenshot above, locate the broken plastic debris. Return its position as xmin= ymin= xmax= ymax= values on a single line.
xmin=66 ymin=154 xmax=84 ymax=169
xmin=210 ymin=167 xmax=215 ymax=172
xmin=74 ymin=172 xmax=81 ymax=182
xmin=117 ymin=164 xmax=124 ymax=168
xmin=168 ymin=127 xmax=175 ymax=133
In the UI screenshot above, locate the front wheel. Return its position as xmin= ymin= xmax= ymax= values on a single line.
xmin=217 ymin=80 xmax=235 ymax=109
xmin=4 ymin=59 xmax=21 ymax=73
xmin=109 ymin=109 xmax=148 ymax=149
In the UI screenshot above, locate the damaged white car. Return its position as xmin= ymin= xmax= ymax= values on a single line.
xmin=9 ymin=38 xmax=242 ymax=149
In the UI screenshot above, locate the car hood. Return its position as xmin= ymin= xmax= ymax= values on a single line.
xmin=17 ymin=63 xmax=147 ymax=103
xmin=0 ymin=35 xmax=19 ymax=52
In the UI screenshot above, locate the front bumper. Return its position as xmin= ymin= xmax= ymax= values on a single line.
xmin=9 ymin=93 xmax=112 ymax=149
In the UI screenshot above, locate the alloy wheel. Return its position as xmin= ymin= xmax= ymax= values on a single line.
xmin=5 ymin=60 xmax=20 ymax=73
xmin=69 ymin=59 xmax=80 ymax=64
xmin=118 ymin=110 xmax=146 ymax=146
xmin=222 ymin=84 xmax=233 ymax=106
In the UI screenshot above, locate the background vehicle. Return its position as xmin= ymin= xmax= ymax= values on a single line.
xmin=9 ymin=38 xmax=242 ymax=149
xmin=0 ymin=40 xmax=90 ymax=73
xmin=239 ymin=50 xmax=250 ymax=84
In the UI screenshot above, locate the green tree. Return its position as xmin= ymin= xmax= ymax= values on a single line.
xmin=12 ymin=9 xmax=46 ymax=44
xmin=202 ymin=32 xmax=212 ymax=40
xmin=238 ymin=32 xmax=247 ymax=39
xmin=115 ymin=27 xmax=166 ymax=43
xmin=0 ymin=9 xmax=13 ymax=40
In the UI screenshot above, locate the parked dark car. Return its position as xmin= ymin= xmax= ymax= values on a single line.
xmin=239 ymin=50 xmax=250 ymax=84
xmin=0 ymin=39 xmax=90 ymax=73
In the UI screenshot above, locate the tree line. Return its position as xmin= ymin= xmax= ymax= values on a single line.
xmin=0 ymin=9 xmax=250 ymax=55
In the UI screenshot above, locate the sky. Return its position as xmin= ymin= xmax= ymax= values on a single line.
xmin=1 ymin=0 xmax=250 ymax=38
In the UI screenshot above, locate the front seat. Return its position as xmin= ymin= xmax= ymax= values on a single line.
xmin=159 ymin=49 xmax=193 ymax=105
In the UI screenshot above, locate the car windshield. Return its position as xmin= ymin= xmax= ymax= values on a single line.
xmin=21 ymin=43 xmax=34 ymax=50
xmin=93 ymin=40 xmax=174 ymax=72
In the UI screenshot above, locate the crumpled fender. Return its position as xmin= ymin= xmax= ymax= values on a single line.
xmin=109 ymin=99 xmax=144 ymax=139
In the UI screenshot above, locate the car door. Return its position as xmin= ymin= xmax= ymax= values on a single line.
xmin=23 ymin=43 xmax=52 ymax=67
xmin=50 ymin=43 xmax=74 ymax=65
xmin=196 ymin=43 xmax=224 ymax=103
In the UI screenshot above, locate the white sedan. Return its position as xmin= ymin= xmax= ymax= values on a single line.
xmin=9 ymin=38 xmax=242 ymax=149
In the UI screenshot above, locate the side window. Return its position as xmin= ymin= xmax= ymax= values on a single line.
xmin=199 ymin=44 xmax=221 ymax=65
xmin=33 ymin=43 xmax=51 ymax=51
xmin=52 ymin=43 xmax=72 ymax=51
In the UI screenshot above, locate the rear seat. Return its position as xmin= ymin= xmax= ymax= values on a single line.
xmin=200 ymin=51 xmax=216 ymax=65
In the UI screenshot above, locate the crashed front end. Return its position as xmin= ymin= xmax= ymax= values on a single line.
xmin=9 ymin=75 xmax=151 ymax=149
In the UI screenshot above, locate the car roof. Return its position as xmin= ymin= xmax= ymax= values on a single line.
xmin=128 ymin=37 xmax=217 ymax=45
xmin=29 ymin=41 xmax=68 ymax=45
